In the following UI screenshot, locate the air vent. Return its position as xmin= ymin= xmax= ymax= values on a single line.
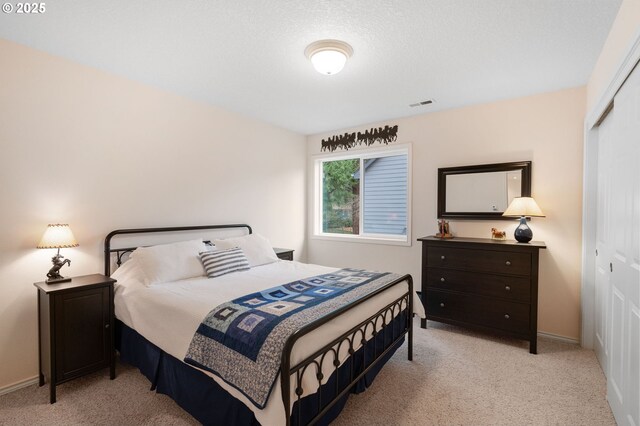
xmin=409 ymin=99 xmax=435 ymax=108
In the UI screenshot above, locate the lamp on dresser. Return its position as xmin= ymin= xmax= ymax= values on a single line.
xmin=502 ymin=197 xmax=545 ymax=243
xmin=37 ymin=224 xmax=78 ymax=283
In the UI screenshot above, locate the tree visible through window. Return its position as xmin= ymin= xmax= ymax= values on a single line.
xmin=318 ymin=149 xmax=409 ymax=241
xmin=322 ymin=159 xmax=360 ymax=234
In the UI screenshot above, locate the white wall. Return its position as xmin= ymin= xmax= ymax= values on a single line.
xmin=587 ymin=0 xmax=640 ymax=111
xmin=307 ymin=87 xmax=586 ymax=340
xmin=0 ymin=39 xmax=307 ymax=390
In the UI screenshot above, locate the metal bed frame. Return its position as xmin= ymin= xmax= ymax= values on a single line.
xmin=105 ymin=224 xmax=413 ymax=426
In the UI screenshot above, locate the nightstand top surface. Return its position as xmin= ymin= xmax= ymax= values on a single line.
xmin=34 ymin=273 xmax=116 ymax=293
xmin=273 ymin=247 xmax=293 ymax=254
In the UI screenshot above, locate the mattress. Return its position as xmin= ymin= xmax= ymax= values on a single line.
xmin=113 ymin=260 xmax=424 ymax=425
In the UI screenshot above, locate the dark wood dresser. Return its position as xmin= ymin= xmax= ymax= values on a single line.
xmin=35 ymin=274 xmax=116 ymax=403
xmin=418 ymin=236 xmax=546 ymax=353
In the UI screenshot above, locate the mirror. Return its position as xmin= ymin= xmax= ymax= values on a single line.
xmin=437 ymin=161 xmax=532 ymax=220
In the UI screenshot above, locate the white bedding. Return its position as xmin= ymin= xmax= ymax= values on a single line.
xmin=114 ymin=260 xmax=425 ymax=425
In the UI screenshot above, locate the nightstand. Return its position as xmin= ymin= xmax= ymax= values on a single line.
xmin=34 ymin=274 xmax=116 ymax=403
xmin=274 ymin=248 xmax=294 ymax=261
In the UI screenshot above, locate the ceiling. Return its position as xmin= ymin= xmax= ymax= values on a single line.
xmin=0 ymin=1 xmax=622 ymax=135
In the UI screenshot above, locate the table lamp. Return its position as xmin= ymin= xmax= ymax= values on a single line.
xmin=502 ymin=197 xmax=545 ymax=243
xmin=37 ymin=224 xmax=78 ymax=283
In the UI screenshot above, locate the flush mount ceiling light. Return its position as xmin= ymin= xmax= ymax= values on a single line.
xmin=305 ymin=40 xmax=353 ymax=75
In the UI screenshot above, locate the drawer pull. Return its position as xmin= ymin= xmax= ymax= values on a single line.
xmin=505 ymin=286 xmax=511 ymax=291
xmin=440 ymin=303 xmax=445 ymax=308
xmin=105 ymin=324 xmax=110 ymax=329
xmin=505 ymin=260 xmax=511 ymax=266
xmin=441 ymin=255 xmax=446 ymax=260
xmin=504 ymin=314 xmax=510 ymax=320
xmin=440 ymin=277 xmax=445 ymax=282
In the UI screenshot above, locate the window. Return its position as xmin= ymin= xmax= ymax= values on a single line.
xmin=313 ymin=146 xmax=410 ymax=244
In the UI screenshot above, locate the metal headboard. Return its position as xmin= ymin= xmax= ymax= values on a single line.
xmin=104 ymin=224 xmax=252 ymax=276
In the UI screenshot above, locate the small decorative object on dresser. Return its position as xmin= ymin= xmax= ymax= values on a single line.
xmin=34 ymin=274 xmax=116 ymax=403
xmin=36 ymin=224 xmax=79 ymax=283
xmin=418 ymin=236 xmax=546 ymax=353
xmin=273 ymin=247 xmax=294 ymax=261
xmin=435 ymin=219 xmax=453 ymax=239
xmin=491 ymin=228 xmax=506 ymax=240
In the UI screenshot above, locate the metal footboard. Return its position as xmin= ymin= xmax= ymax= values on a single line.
xmin=281 ymin=274 xmax=413 ymax=426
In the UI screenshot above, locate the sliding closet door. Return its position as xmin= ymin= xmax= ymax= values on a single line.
xmin=598 ymin=62 xmax=640 ymax=426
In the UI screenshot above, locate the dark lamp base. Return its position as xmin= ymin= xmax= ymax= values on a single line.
xmin=514 ymin=217 xmax=533 ymax=243
xmin=46 ymin=276 xmax=72 ymax=284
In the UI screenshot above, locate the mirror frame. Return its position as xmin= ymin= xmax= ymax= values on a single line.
xmin=437 ymin=161 xmax=532 ymax=220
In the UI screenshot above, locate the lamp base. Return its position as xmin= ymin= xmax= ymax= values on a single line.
xmin=514 ymin=217 xmax=533 ymax=243
xmin=46 ymin=250 xmax=72 ymax=284
xmin=45 ymin=276 xmax=72 ymax=284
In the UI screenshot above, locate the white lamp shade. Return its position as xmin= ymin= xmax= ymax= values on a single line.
xmin=305 ymin=40 xmax=353 ymax=75
xmin=37 ymin=224 xmax=79 ymax=249
xmin=503 ymin=197 xmax=545 ymax=217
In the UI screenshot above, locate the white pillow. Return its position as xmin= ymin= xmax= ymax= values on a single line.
xmin=110 ymin=256 xmax=145 ymax=285
xmin=212 ymin=233 xmax=278 ymax=268
xmin=130 ymin=239 xmax=206 ymax=286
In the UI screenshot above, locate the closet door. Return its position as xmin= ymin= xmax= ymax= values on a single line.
xmin=603 ymin=62 xmax=640 ymax=426
xmin=594 ymin=113 xmax=612 ymax=372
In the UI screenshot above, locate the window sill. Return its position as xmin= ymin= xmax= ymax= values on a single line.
xmin=311 ymin=233 xmax=411 ymax=247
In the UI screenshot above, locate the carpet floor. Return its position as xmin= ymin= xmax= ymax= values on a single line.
xmin=0 ymin=319 xmax=615 ymax=425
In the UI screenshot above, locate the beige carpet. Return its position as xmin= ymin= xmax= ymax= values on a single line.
xmin=0 ymin=319 xmax=615 ymax=425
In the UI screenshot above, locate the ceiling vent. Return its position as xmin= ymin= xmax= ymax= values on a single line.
xmin=409 ymin=99 xmax=435 ymax=108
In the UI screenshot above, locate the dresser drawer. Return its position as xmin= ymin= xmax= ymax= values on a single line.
xmin=426 ymin=247 xmax=531 ymax=276
xmin=425 ymin=268 xmax=531 ymax=302
xmin=425 ymin=289 xmax=530 ymax=334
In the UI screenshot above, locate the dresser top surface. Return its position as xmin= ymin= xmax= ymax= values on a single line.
xmin=418 ymin=235 xmax=546 ymax=249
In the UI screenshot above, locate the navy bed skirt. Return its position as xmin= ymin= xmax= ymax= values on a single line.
xmin=116 ymin=312 xmax=406 ymax=425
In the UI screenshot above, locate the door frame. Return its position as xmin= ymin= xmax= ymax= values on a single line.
xmin=581 ymin=27 xmax=640 ymax=349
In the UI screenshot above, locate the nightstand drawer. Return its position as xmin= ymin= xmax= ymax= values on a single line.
xmin=425 ymin=289 xmax=530 ymax=334
xmin=426 ymin=247 xmax=531 ymax=276
xmin=425 ymin=268 xmax=530 ymax=302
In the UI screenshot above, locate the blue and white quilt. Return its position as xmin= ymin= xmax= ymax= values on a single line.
xmin=184 ymin=268 xmax=402 ymax=408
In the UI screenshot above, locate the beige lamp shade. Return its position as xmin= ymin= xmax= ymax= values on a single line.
xmin=503 ymin=197 xmax=545 ymax=217
xmin=37 ymin=224 xmax=79 ymax=249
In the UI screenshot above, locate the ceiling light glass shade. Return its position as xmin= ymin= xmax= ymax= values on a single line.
xmin=305 ymin=40 xmax=353 ymax=75
xmin=502 ymin=197 xmax=545 ymax=217
xmin=37 ymin=224 xmax=79 ymax=249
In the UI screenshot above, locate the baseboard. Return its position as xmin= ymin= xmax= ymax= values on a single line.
xmin=0 ymin=376 xmax=39 ymax=396
xmin=537 ymin=331 xmax=580 ymax=345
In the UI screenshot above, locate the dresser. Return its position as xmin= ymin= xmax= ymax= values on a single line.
xmin=418 ymin=236 xmax=546 ymax=353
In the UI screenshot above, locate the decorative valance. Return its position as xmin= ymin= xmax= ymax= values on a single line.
xmin=321 ymin=125 xmax=398 ymax=152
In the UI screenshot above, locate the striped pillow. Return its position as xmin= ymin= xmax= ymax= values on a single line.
xmin=199 ymin=247 xmax=250 ymax=278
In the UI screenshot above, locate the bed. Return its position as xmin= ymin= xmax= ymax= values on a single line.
xmin=105 ymin=224 xmax=424 ymax=425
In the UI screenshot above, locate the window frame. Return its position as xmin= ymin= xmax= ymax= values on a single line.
xmin=312 ymin=143 xmax=412 ymax=246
